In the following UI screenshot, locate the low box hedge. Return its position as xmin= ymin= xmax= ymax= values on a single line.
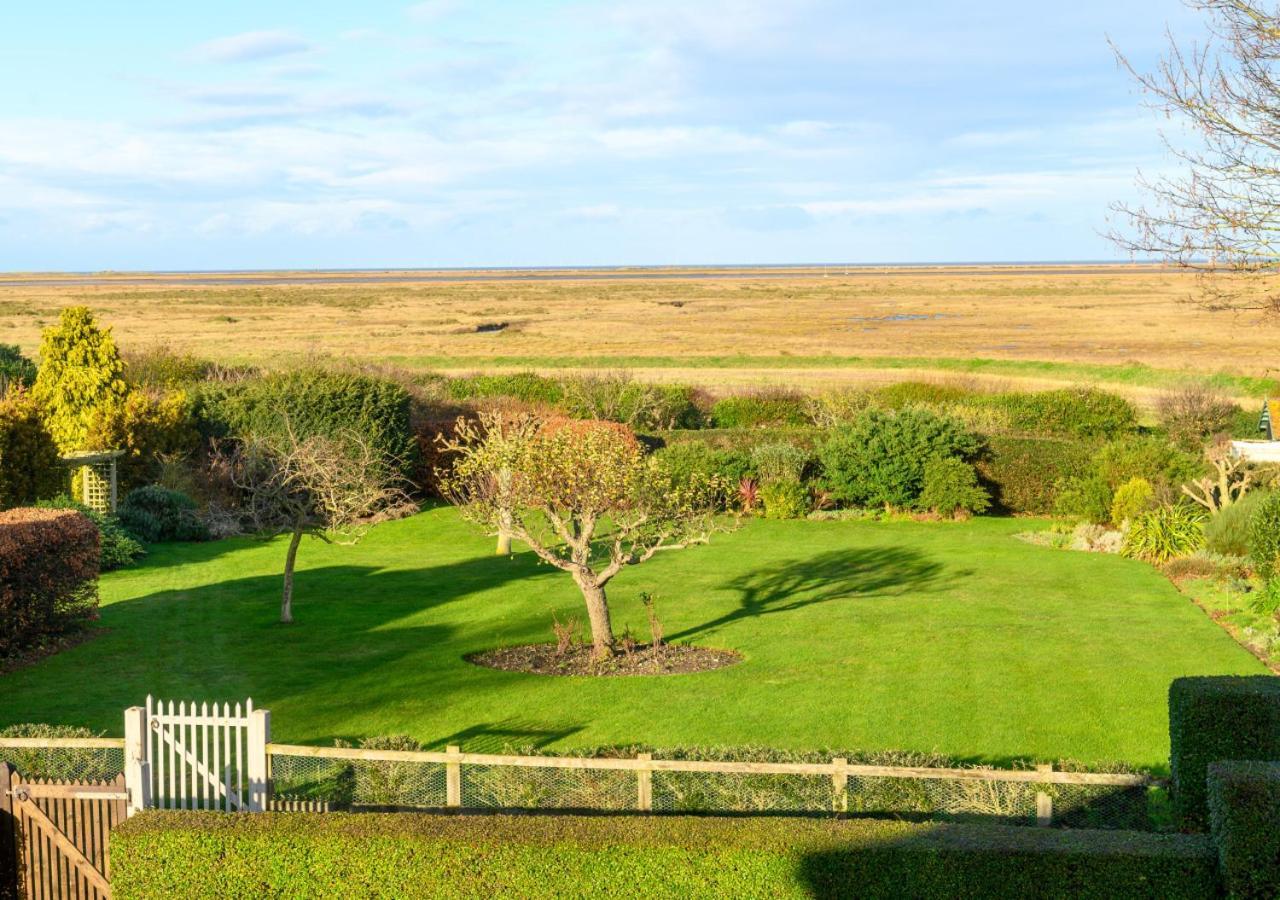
xmin=111 ymin=811 xmax=1219 ymax=899
xmin=1169 ymin=676 xmax=1280 ymax=831
xmin=1207 ymin=761 xmax=1280 ymax=899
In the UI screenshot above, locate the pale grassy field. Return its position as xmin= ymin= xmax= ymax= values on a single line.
xmin=2 ymin=265 xmax=1277 ymax=400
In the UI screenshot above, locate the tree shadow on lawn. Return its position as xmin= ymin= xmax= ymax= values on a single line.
xmin=3 ymin=550 xmax=562 ymax=733
xmin=670 ymin=547 xmax=952 ymax=642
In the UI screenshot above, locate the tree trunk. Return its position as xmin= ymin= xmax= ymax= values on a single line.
xmin=577 ymin=577 xmax=615 ymax=659
xmin=496 ymin=512 xmax=512 ymax=556
xmin=281 ymin=527 xmax=303 ymax=624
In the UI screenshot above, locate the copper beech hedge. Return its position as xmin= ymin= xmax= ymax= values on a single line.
xmin=0 ymin=508 xmax=100 ymax=659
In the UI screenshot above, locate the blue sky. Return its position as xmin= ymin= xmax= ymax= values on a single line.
xmin=0 ymin=1 xmax=1204 ymax=270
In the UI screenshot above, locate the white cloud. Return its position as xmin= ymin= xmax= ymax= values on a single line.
xmin=406 ymin=1 xmax=459 ymax=23
xmin=190 ymin=31 xmax=312 ymax=64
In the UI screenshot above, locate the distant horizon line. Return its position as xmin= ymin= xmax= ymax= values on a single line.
xmin=0 ymin=259 xmax=1167 ymax=277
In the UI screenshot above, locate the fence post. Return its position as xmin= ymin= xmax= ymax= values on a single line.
xmin=1035 ymin=764 xmax=1053 ymax=827
xmin=0 ymin=763 xmax=16 ymax=899
xmin=247 ymin=709 xmax=271 ymax=812
xmin=831 ymin=758 xmax=849 ymax=814
xmin=123 ymin=706 xmax=151 ymax=815
xmin=446 ymin=746 xmax=462 ymax=808
xmin=636 ymin=753 xmax=653 ymax=812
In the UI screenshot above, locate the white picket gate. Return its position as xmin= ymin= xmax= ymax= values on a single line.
xmin=123 ymin=696 xmax=270 ymax=813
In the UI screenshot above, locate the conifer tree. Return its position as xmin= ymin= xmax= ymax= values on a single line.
xmin=32 ymin=307 xmax=128 ymax=452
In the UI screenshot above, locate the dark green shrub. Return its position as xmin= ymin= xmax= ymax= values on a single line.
xmin=990 ymin=388 xmax=1138 ymax=439
xmin=1121 ymin=504 xmax=1206 ymax=563
xmin=0 ymin=389 xmax=64 ymax=509
xmin=760 ymin=479 xmax=810 ymax=519
xmin=444 ymin=371 xmax=564 ymax=406
xmin=1248 ymin=492 xmax=1280 ymax=582
xmin=1207 ymin=761 xmax=1280 ymax=899
xmin=975 ymin=435 xmax=1094 ymax=515
xmin=920 ymin=457 xmax=990 ymax=517
xmin=35 ymin=495 xmax=144 ymax=571
xmin=198 ymin=369 xmax=415 ymax=472
xmin=1205 ymin=491 xmax=1271 ymax=557
xmin=111 ymin=811 xmax=1219 ymax=900
xmin=711 ymin=391 xmax=810 ymax=428
xmin=1092 ymin=436 xmax=1203 ymax=494
xmin=653 ymin=443 xmax=753 ymax=494
xmin=1054 ymin=475 xmax=1114 ymax=525
xmin=820 ymin=408 xmax=981 ymax=510
xmin=1169 ymin=676 xmax=1280 ymax=830
xmin=0 ymin=344 xmax=36 ymax=392
xmin=118 ymin=485 xmax=209 ymax=543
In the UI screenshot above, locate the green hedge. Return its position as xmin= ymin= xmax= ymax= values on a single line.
xmin=197 ymin=369 xmax=415 ymax=471
xmin=988 ymin=388 xmax=1138 ymax=439
xmin=976 ymin=435 xmax=1095 ymax=515
xmin=1169 ymin=676 xmax=1280 ymax=831
xmin=111 ymin=811 xmax=1219 ymax=900
xmin=710 ymin=392 xmax=810 ymax=428
xmin=1207 ymin=761 xmax=1280 ymax=899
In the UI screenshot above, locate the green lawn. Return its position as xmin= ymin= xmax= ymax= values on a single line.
xmin=0 ymin=510 xmax=1264 ymax=769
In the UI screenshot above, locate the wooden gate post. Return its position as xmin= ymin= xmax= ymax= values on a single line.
xmin=0 ymin=763 xmax=16 ymax=900
xmin=247 ymin=709 xmax=271 ymax=812
xmin=124 ymin=706 xmax=151 ymax=815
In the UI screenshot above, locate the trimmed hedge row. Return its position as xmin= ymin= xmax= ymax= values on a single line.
xmin=0 ymin=508 xmax=99 ymax=659
xmin=110 ymin=811 xmax=1219 ymax=900
xmin=1169 ymin=676 xmax=1280 ymax=831
xmin=976 ymin=435 xmax=1096 ymax=515
xmin=1207 ymin=761 xmax=1280 ymax=899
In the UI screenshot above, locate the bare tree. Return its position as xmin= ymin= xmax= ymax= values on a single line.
xmin=440 ymin=413 xmax=733 ymax=660
xmin=1182 ymin=436 xmax=1256 ymax=511
xmin=1111 ymin=1 xmax=1280 ymax=316
xmin=218 ymin=426 xmax=410 ymax=623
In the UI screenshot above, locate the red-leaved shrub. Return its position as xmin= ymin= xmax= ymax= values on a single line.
xmin=0 ymin=508 xmax=100 ymax=659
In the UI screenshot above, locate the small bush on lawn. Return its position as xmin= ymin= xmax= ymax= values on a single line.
xmin=35 ymin=495 xmax=144 ymax=571
xmin=990 ymin=388 xmax=1138 ymax=439
xmin=1110 ymin=478 xmax=1157 ymax=528
xmin=0 ymin=388 xmax=64 ymax=509
xmin=1055 ymin=475 xmax=1115 ymax=525
xmin=1205 ymin=490 xmax=1271 ymax=558
xmin=0 ymin=508 xmax=99 ymax=661
xmin=1207 ymin=761 xmax=1280 ymax=900
xmin=118 ymin=485 xmax=209 ymax=543
xmin=975 ymin=435 xmax=1094 ymax=515
xmin=760 ymin=479 xmax=810 ymax=519
xmin=820 ymin=407 xmax=982 ymax=510
xmin=110 ymin=811 xmax=1219 ymax=900
xmin=1248 ymin=492 xmax=1280 ymax=582
xmin=710 ymin=390 xmax=811 ymax=428
xmin=1121 ymin=504 xmax=1205 ymax=564
xmin=1169 ymin=676 xmax=1280 ymax=831
xmin=920 ymin=457 xmax=990 ymax=517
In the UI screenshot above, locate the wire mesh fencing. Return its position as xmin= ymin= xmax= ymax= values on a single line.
xmin=266 ymin=745 xmax=1157 ymax=830
xmin=0 ymin=741 xmax=125 ymax=783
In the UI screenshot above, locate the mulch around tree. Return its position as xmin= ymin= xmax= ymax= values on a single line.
xmin=466 ymin=642 xmax=742 ymax=677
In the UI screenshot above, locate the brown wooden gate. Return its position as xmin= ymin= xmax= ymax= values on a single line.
xmin=0 ymin=763 xmax=127 ymax=899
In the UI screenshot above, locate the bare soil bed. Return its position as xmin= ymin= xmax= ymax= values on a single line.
xmin=466 ymin=642 xmax=742 ymax=677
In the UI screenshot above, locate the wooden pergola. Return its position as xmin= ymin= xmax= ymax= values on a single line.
xmin=60 ymin=450 xmax=124 ymax=514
